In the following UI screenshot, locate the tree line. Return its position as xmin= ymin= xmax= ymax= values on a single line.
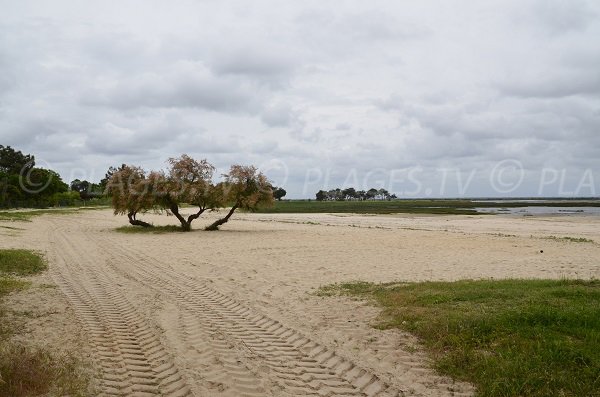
xmin=1 ymin=147 xmax=286 ymax=230
xmin=107 ymin=154 xmax=274 ymax=231
xmin=315 ymin=187 xmax=397 ymax=201
xmin=0 ymin=145 xmax=78 ymax=208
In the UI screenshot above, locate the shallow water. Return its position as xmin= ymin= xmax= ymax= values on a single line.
xmin=475 ymin=206 xmax=600 ymax=215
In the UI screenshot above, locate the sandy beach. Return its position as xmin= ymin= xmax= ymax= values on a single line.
xmin=2 ymin=209 xmax=599 ymax=396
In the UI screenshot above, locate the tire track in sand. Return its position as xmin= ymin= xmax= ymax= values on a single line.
xmin=175 ymin=306 xmax=270 ymax=396
xmin=95 ymin=230 xmax=406 ymax=397
xmin=46 ymin=219 xmax=192 ymax=397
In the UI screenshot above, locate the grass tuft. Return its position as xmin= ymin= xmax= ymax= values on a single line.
xmin=0 ymin=248 xmax=91 ymax=395
xmin=318 ymin=279 xmax=600 ymax=397
xmin=0 ymin=278 xmax=30 ymax=297
xmin=0 ymin=249 xmax=47 ymax=275
xmin=544 ymin=236 xmax=594 ymax=243
xmin=0 ymin=207 xmax=108 ymax=222
xmin=115 ymin=225 xmax=185 ymax=234
xmin=0 ymin=343 xmax=90 ymax=397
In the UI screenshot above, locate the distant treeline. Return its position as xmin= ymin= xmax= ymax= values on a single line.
xmin=316 ymin=187 xmax=397 ymax=201
xmin=0 ymin=145 xmax=288 ymax=211
xmin=0 ymin=145 xmax=111 ymax=208
xmin=0 ymin=145 xmax=74 ymax=208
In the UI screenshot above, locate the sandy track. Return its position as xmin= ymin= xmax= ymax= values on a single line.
xmin=39 ymin=214 xmax=442 ymax=396
xmin=88 ymin=222 xmax=409 ymax=396
xmin=10 ymin=210 xmax=600 ymax=396
xmin=46 ymin=219 xmax=191 ymax=396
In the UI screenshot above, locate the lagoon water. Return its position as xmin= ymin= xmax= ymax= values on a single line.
xmin=476 ymin=206 xmax=600 ymax=216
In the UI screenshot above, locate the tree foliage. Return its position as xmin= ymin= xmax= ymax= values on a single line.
xmin=100 ymin=164 xmax=126 ymax=194
xmin=70 ymin=179 xmax=103 ymax=200
xmin=0 ymin=145 xmax=70 ymax=208
xmin=162 ymin=155 xmax=219 ymax=231
xmin=273 ymin=187 xmax=287 ymax=201
xmin=0 ymin=145 xmax=34 ymax=175
xmin=107 ymin=165 xmax=155 ymax=227
xmin=205 ymin=165 xmax=273 ymax=231
xmin=106 ymin=156 xmax=274 ymax=231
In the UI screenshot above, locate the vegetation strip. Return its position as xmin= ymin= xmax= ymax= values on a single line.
xmin=543 ymin=236 xmax=595 ymax=243
xmin=0 ymin=249 xmax=89 ymax=396
xmin=0 ymin=249 xmax=47 ymax=275
xmin=115 ymin=225 xmax=186 ymax=234
xmin=0 ymin=207 xmax=107 ymax=222
xmin=256 ymin=200 xmax=480 ymax=215
xmin=255 ymin=199 xmax=600 ymax=215
xmin=318 ymin=279 xmax=600 ymax=397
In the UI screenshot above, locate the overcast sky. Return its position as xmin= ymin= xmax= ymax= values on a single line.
xmin=1 ymin=0 xmax=599 ymax=197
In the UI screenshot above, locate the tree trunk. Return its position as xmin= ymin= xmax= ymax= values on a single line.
xmin=169 ymin=203 xmax=190 ymax=231
xmin=187 ymin=208 xmax=205 ymax=225
xmin=170 ymin=203 xmax=205 ymax=231
xmin=127 ymin=211 xmax=152 ymax=228
xmin=205 ymin=204 xmax=238 ymax=231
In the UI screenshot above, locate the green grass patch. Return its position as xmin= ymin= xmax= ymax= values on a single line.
xmin=255 ymin=200 xmax=481 ymax=215
xmin=0 ymin=249 xmax=91 ymax=395
xmin=0 ymin=278 xmax=30 ymax=297
xmin=0 ymin=249 xmax=47 ymax=276
xmin=0 ymin=250 xmax=43 ymax=335
xmin=115 ymin=225 xmax=185 ymax=234
xmin=0 ymin=209 xmax=79 ymax=221
xmin=0 ymin=212 xmax=34 ymax=221
xmin=0 ymin=207 xmax=108 ymax=222
xmin=544 ymin=236 xmax=595 ymax=243
xmin=318 ymin=279 xmax=600 ymax=397
xmin=255 ymin=199 xmax=600 ymax=215
xmin=0 ymin=343 xmax=90 ymax=397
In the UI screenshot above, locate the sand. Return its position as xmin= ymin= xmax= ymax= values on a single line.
xmin=1 ymin=209 xmax=599 ymax=396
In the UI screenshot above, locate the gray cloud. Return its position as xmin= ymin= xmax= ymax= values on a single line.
xmin=80 ymin=62 xmax=262 ymax=112
xmin=529 ymin=0 xmax=596 ymax=34
xmin=1 ymin=0 xmax=599 ymax=197
xmin=210 ymin=43 xmax=297 ymax=84
xmin=260 ymin=102 xmax=298 ymax=127
xmin=497 ymin=71 xmax=600 ymax=99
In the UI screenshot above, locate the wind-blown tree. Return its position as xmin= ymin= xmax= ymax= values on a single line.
xmin=100 ymin=164 xmax=126 ymax=194
xmin=107 ymin=165 xmax=156 ymax=227
xmin=205 ymin=165 xmax=273 ymax=231
xmin=161 ymin=154 xmax=219 ymax=231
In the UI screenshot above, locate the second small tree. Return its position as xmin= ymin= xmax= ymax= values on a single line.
xmin=205 ymin=165 xmax=273 ymax=231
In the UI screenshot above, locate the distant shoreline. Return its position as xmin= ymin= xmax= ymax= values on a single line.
xmin=256 ymin=198 xmax=600 ymax=216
